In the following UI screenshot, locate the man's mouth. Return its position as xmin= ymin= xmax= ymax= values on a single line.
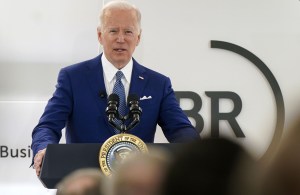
xmin=114 ymin=48 xmax=126 ymax=52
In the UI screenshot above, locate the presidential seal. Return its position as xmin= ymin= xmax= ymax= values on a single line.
xmin=99 ymin=134 xmax=148 ymax=176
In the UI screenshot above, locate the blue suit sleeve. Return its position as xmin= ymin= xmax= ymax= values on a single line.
xmin=31 ymin=68 xmax=73 ymax=156
xmin=158 ymin=78 xmax=200 ymax=142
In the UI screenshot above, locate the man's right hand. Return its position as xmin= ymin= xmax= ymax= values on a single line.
xmin=34 ymin=148 xmax=46 ymax=176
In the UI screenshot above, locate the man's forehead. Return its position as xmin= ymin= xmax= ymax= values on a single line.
xmin=104 ymin=25 xmax=136 ymax=30
xmin=103 ymin=16 xmax=139 ymax=29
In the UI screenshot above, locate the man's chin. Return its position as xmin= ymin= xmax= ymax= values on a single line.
xmin=111 ymin=58 xmax=130 ymax=69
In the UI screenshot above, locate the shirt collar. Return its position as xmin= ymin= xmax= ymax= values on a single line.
xmin=101 ymin=53 xmax=133 ymax=83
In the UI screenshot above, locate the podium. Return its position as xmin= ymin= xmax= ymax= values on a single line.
xmin=39 ymin=143 xmax=179 ymax=189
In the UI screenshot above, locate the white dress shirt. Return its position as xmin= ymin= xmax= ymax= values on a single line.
xmin=101 ymin=54 xmax=133 ymax=99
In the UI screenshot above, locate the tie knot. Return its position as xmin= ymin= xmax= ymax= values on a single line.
xmin=116 ymin=71 xmax=124 ymax=81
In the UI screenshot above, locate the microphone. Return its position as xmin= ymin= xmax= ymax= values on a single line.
xmin=126 ymin=94 xmax=142 ymax=132
xmin=105 ymin=93 xmax=142 ymax=133
xmin=99 ymin=91 xmax=107 ymax=98
xmin=127 ymin=94 xmax=142 ymax=121
xmin=106 ymin=94 xmax=119 ymax=122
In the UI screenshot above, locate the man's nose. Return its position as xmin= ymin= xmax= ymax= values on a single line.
xmin=117 ymin=32 xmax=125 ymax=42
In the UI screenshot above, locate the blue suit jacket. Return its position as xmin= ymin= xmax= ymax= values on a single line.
xmin=31 ymin=54 xmax=199 ymax=155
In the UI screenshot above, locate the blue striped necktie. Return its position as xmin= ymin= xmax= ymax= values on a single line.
xmin=112 ymin=71 xmax=126 ymax=132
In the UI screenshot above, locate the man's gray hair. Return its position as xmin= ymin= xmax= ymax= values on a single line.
xmin=98 ymin=0 xmax=141 ymax=32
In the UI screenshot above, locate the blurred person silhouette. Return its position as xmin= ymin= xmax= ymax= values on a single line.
xmin=109 ymin=149 xmax=170 ymax=195
xmin=163 ymin=137 xmax=262 ymax=195
xmin=262 ymin=117 xmax=300 ymax=195
xmin=56 ymin=168 xmax=104 ymax=195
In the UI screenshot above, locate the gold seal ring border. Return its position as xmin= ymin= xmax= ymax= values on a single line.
xmin=99 ymin=134 xmax=148 ymax=176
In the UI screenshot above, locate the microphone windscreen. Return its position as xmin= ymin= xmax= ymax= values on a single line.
xmin=127 ymin=94 xmax=139 ymax=104
xmin=108 ymin=93 xmax=119 ymax=103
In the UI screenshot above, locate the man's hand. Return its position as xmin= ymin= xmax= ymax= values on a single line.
xmin=34 ymin=148 xmax=46 ymax=176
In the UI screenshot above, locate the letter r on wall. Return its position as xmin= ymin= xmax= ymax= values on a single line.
xmin=206 ymin=91 xmax=245 ymax=138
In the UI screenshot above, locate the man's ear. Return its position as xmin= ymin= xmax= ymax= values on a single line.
xmin=136 ymin=29 xmax=142 ymax=46
xmin=97 ymin=27 xmax=103 ymax=45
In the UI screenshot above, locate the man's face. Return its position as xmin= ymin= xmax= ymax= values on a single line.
xmin=98 ymin=8 xmax=141 ymax=69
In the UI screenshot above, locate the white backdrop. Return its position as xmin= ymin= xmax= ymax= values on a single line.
xmin=0 ymin=0 xmax=300 ymax=194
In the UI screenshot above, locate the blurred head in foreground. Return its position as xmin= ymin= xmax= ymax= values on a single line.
xmin=263 ymin=118 xmax=300 ymax=195
xmin=56 ymin=168 xmax=104 ymax=195
xmin=110 ymin=150 xmax=170 ymax=195
xmin=163 ymin=137 xmax=261 ymax=195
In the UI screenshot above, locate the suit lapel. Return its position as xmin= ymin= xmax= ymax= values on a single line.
xmin=85 ymin=54 xmax=115 ymax=135
xmin=86 ymin=55 xmax=106 ymax=109
xmin=129 ymin=59 xmax=148 ymax=97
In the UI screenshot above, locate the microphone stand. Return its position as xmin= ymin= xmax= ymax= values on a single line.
xmin=106 ymin=94 xmax=142 ymax=134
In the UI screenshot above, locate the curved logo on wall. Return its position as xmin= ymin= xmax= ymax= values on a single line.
xmin=175 ymin=40 xmax=285 ymax=161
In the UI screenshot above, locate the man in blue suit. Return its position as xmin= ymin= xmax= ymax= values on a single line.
xmin=32 ymin=0 xmax=199 ymax=175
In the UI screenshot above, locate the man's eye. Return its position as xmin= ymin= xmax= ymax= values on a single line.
xmin=125 ymin=31 xmax=133 ymax=34
xmin=109 ymin=30 xmax=117 ymax=33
